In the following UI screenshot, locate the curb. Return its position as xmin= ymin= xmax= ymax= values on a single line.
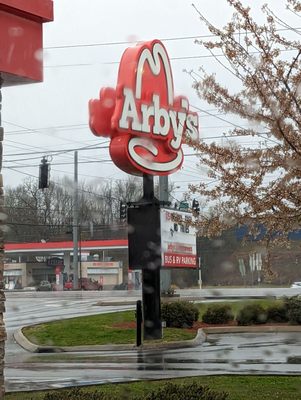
xmin=202 ymin=325 xmax=301 ymax=334
xmin=14 ymin=328 xmax=44 ymax=353
xmin=95 ymin=296 xmax=277 ymax=307
xmin=95 ymin=300 xmax=137 ymax=306
xmin=13 ymin=327 xmax=207 ymax=353
xmin=14 ymin=325 xmax=301 ymax=354
xmin=95 ymin=297 xmax=195 ymax=307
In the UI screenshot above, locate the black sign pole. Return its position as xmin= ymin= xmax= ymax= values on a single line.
xmin=142 ymin=174 xmax=162 ymax=340
xmin=143 ymin=173 xmax=154 ymax=200
xmin=136 ymin=300 xmax=142 ymax=347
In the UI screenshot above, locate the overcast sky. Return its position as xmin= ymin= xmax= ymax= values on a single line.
xmin=2 ymin=0 xmax=297 ymax=202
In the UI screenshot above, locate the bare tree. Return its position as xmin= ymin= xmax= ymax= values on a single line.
xmin=113 ymin=176 xmax=142 ymax=202
xmin=5 ymin=179 xmax=72 ymax=242
xmin=5 ymin=176 xmax=148 ymax=242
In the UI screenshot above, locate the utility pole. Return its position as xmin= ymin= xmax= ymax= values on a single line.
xmin=73 ymin=151 xmax=79 ymax=289
xmin=159 ymin=175 xmax=171 ymax=292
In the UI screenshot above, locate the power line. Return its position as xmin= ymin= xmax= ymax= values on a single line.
xmin=4 ymin=142 xmax=109 ymax=157
xmin=6 ymin=221 xmax=71 ymax=228
xmin=190 ymin=104 xmax=280 ymax=146
xmin=3 ymin=139 xmax=266 ymax=167
xmin=4 ymin=113 xmax=228 ymax=136
xmin=43 ymin=48 xmax=299 ymax=69
xmin=44 ymin=28 xmax=301 ymax=51
xmin=3 ymin=140 xmax=270 ymax=169
xmin=3 ymin=120 xmax=96 ymax=149
xmin=44 ymin=34 xmax=216 ymax=50
xmin=4 ymin=159 xmax=112 ymax=168
xmin=4 ymin=166 xmax=128 ymax=201
xmin=3 ymin=130 xmax=271 ymax=162
xmin=5 ymin=123 xmax=88 ymax=136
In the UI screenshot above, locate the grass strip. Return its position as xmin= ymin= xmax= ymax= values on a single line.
xmin=22 ymin=299 xmax=283 ymax=347
xmin=22 ymin=310 xmax=196 ymax=346
xmin=5 ymin=375 xmax=301 ymax=400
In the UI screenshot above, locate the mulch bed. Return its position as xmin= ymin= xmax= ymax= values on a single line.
xmin=191 ymin=320 xmax=238 ymax=332
xmin=112 ymin=320 xmax=291 ymax=332
xmin=112 ymin=320 xmax=238 ymax=332
xmin=112 ymin=322 xmax=136 ymax=329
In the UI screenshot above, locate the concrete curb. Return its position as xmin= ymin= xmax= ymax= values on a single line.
xmin=14 ymin=328 xmax=44 ymax=353
xmin=95 ymin=296 xmax=276 ymax=307
xmin=13 ymin=327 xmax=207 ymax=353
xmin=95 ymin=297 xmax=196 ymax=307
xmin=202 ymin=325 xmax=301 ymax=334
xmin=95 ymin=300 xmax=137 ymax=307
xmin=14 ymin=324 xmax=301 ymax=354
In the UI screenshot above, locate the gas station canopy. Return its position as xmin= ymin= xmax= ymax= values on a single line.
xmin=0 ymin=0 xmax=53 ymax=86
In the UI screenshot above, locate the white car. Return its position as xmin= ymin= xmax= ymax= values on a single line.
xmin=290 ymin=282 xmax=301 ymax=288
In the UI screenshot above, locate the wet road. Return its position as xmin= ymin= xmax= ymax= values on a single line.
xmin=4 ymin=290 xmax=301 ymax=392
xmin=4 ymin=290 xmax=136 ymax=391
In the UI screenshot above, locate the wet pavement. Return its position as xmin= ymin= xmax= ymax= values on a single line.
xmin=4 ymin=290 xmax=301 ymax=392
xmin=6 ymin=331 xmax=301 ymax=392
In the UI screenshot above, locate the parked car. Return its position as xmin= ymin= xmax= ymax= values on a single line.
xmin=290 ymin=282 xmax=301 ymax=288
xmin=36 ymin=280 xmax=53 ymax=291
xmin=113 ymin=283 xmax=128 ymax=290
xmin=64 ymin=280 xmax=73 ymax=290
xmin=64 ymin=278 xmax=103 ymax=291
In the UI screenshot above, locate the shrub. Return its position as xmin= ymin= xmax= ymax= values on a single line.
xmin=161 ymin=300 xmax=199 ymax=328
xmin=42 ymin=383 xmax=228 ymax=400
xmin=266 ymin=303 xmax=288 ymax=323
xmin=141 ymin=382 xmax=228 ymax=400
xmin=43 ymin=388 xmax=109 ymax=400
xmin=236 ymin=304 xmax=267 ymax=326
xmin=284 ymin=296 xmax=301 ymax=324
xmin=202 ymin=304 xmax=234 ymax=324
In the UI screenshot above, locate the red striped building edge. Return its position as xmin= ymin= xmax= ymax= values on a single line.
xmin=5 ymin=239 xmax=129 ymax=252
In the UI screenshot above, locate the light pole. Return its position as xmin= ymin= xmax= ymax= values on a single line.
xmin=198 ymin=257 xmax=202 ymax=289
xmin=249 ymin=253 xmax=255 ymax=286
xmin=72 ymin=151 xmax=79 ymax=289
xmin=79 ymin=225 xmax=82 ymax=288
xmin=256 ymin=253 xmax=262 ymax=286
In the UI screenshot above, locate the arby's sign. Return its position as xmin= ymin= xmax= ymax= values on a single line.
xmin=89 ymin=39 xmax=199 ymax=176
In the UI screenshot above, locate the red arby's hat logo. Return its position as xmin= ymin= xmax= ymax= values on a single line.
xmin=89 ymin=39 xmax=199 ymax=176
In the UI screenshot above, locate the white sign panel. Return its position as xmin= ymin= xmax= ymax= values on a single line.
xmin=160 ymin=208 xmax=197 ymax=268
xmin=87 ymin=268 xmax=119 ymax=275
xmin=3 ymin=269 xmax=22 ymax=277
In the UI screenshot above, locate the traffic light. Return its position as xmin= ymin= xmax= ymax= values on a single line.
xmin=39 ymin=157 xmax=50 ymax=189
xmin=119 ymin=201 xmax=127 ymax=222
xmin=192 ymin=199 xmax=200 ymax=214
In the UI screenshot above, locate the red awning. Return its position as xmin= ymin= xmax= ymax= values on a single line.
xmin=0 ymin=0 xmax=53 ymax=22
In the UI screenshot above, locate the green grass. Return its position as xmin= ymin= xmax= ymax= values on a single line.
xmin=5 ymin=376 xmax=301 ymax=400
xmin=23 ymin=311 xmax=136 ymax=346
xmin=22 ymin=310 xmax=196 ymax=346
xmin=22 ymin=299 xmax=285 ymax=347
